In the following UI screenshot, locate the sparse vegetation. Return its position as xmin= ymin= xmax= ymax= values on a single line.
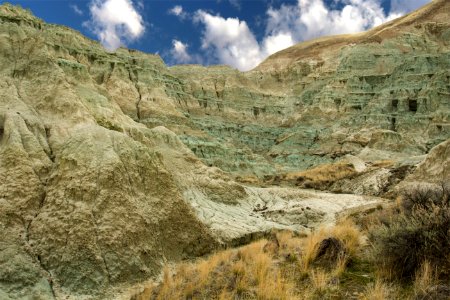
xmin=361 ymin=280 xmax=394 ymax=300
xmin=132 ymin=184 xmax=450 ymax=300
xmin=369 ymin=183 xmax=450 ymax=280
xmin=133 ymin=240 xmax=296 ymax=300
xmin=132 ymin=221 xmax=369 ymax=299
xmin=284 ymin=162 xmax=357 ymax=189
xmin=414 ymin=261 xmax=438 ymax=297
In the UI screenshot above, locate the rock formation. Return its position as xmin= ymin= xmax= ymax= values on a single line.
xmin=0 ymin=0 xmax=448 ymax=298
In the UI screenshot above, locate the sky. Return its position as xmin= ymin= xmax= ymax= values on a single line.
xmin=4 ymin=0 xmax=431 ymax=71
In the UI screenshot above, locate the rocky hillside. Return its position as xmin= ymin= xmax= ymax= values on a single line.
xmin=0 ymin=1 xmax=449 ymax=299
xmin=174 ymin=0 xmax=450 ymax=176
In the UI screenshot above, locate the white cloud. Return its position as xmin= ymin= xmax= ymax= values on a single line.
xmin=195 ymin=10 xmax=265 ymax=71
xmin=262 ymin=32 xmax=295 ymax=55
xmin=171 ymin=40 xmax=192 ymax=63
xmin=169 ymin=5 xmax=183 ymax=16
xmin=70 ymin=4 xmax=83 ymax=15
xmin=86 ymin=0 xmax=145 ymax=51
xmin=265 ymin=0 xmax=400 ymax=43
xmin=168 ymin=5 xmax=190 ymax=20
xmin=193 ymin=0 xmax=430 ymax=71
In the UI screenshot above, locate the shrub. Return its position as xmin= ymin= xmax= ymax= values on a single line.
xmin=369 ymin=184 xmax=450 ymax=280
xmin=401 ymin=183 xmax=449 ymax=215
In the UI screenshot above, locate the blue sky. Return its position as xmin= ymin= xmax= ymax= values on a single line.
xmin=4 ymin=0 xmax=431 ymax=70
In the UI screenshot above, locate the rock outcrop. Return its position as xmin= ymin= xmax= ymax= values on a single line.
xmin=0 ymin=1 xmax=449 ymax=299
xmin=402 ymin=139 xmax=450 ymax=184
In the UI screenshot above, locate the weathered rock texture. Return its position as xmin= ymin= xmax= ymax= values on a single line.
xmin=0 ymin=1 xmax=449 ymax=299
xmin=407 ymin=139 xmax=450 ymax=182
xmin=172 ymin=0 xmax=450 ymax=176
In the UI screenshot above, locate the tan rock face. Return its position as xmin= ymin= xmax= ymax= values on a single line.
xmin=0 ymin=1 xmax=449 ymax=299
xmin=406 ymin=139 xmax=450 ymax=183
xmin=28 ymin=126 xmax=218 ymax=293
xmin=0 ymin=109 xmax=218 ymax=298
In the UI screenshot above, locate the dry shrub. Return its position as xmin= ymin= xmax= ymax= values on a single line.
xmin=369 ymin=183 xmax=450 ymax=280
xmin=353 ymin=200 xmax=400 ymax=232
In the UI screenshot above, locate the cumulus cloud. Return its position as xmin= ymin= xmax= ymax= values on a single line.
xmin=193 ymin=0 xmax=430 ymax=71
xmin=168 ymin=5 xmax=188 ymax=19
xmin=86 ymin=0 xmax=145 ymax=51
xmin=169 ymin=5 xmax=183 ymax=16
xmin=262 ymin=32 xmax=295 ymax=55
xmin=171 ymin=40 xmax=192 ymax=63
xmin=195 ymin=10 xmax=265 ymax=71
xmin=265 ymin=0 xmax=399 ymax=43
xmin=70 ymin=4 xmax=83 ymax=15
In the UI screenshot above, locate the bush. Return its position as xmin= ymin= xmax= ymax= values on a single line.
xmin=369 ymin=183 xmax=450 ymax=280
xmin=401 ymin=183 xmax=449 ymax=214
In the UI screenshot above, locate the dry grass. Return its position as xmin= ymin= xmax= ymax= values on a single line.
xmin=284 ymin=162 xmax=357 ymax=188
xmin=360 ymin=280 xmax=393 ymax=300
xmin=235 ymin=175 xmax=260 ymax=185
xmin=133 ymin=212 xmax=447 ymax=300
xmin=134 ymin=284 xmax=155 ymax=300
xmin=133 ymin=221 xmax=365 ymax=300
xmin=301 ymin=219 xmax=362 ymax=270
xmin=414 ymin=261 xmax=437 ymax=296
xmin=331 ymin=219 xmax=362 ymax=257
xmin=309 ymin=269 xmax=331 ymax=293
xmin=370 ymin=160 xmax=395 ymax=168
xmin=136 ymin=240 xmax=297 ymax=300
xmin=333 ymin=255 xmax=349 ymax=277
xmin=301 ymin=227 xmax=327 ymax=270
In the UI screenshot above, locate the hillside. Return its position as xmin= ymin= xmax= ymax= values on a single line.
xmin=0 ymin=1 xmax=449 ymax=299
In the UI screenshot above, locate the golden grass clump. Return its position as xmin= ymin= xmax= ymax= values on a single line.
xmin=414 ymin=261 xmax=437 ymax=296
xmin=309 ymin=269 xmax=331 ymax=294
xmin=360 ymin=280 xmax=393 ymax=300
xmin=330 ymin=219 xmax=362 ymax=257
xmin=284 ymin=162 xmax=357 ymax=188
xmin=301 ymin=219 xmax=362 ymax=270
